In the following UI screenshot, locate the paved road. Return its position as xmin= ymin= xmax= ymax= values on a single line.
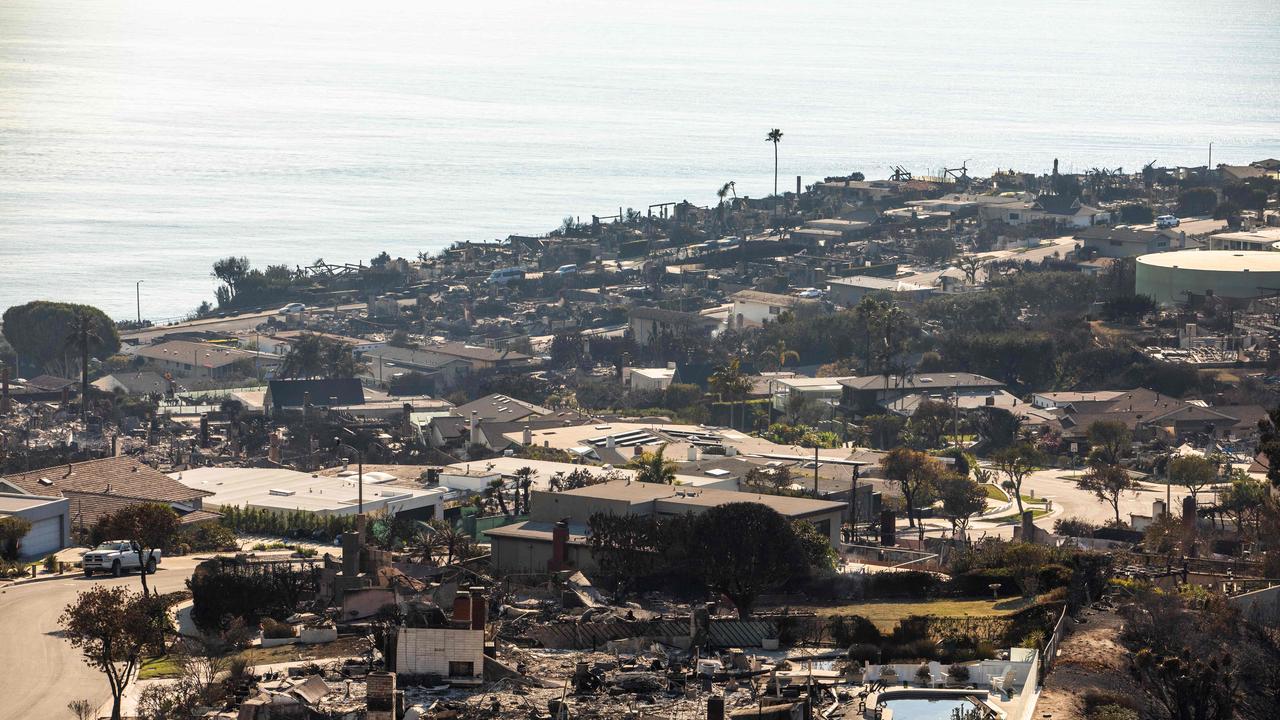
xmin=0 ymin=557 xmax=201 ymax=720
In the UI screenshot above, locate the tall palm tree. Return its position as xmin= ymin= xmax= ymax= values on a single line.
xmin=716 ymin=182 xmax=731 ymax=235
xmin=64 ymin=310 xmax=103 ymax=421
xmin=766 ymin=128 xmax=784 ymax=197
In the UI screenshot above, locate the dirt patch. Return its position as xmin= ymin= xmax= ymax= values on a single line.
xmin=1036 ymin=609 xmax=1144 ymax=719
xmin=240 ymin=635 xmax=371 ymax=665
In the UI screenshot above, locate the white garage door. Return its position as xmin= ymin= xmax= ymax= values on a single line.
xmin=21 ymin=516 xmax=64 ymax=558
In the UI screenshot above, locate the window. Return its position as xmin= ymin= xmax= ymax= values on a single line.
xmin=1109 ymin=240 xmax=1122 ymax=246
xmin=449 ymin=661 xmax=474 ymax=677
xmin=769 ymin=306 xmax=780 ymax=315
xmin=1008 ymin=212 xmax=1020 ymax=221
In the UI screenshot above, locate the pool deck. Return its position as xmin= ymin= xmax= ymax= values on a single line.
xmin=830 ymin=686 xmax=1006 ymax=720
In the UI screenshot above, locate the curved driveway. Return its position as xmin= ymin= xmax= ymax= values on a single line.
xmin=0 ymin=557 xmax=200 ymax=720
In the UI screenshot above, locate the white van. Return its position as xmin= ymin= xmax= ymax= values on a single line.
xmin=486 ymin=268 xmax=525 ymax=285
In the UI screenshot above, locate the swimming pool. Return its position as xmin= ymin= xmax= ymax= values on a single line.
xmin=882 ymin=697 xmax=977 ymax=720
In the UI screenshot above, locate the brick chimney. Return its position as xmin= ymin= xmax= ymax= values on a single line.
xmin=469 ymin=410 xmax=480 ymax=445
xmin=549 ymin=519 xmax=569 ymax=571
xmin=366 ymin=671 xmax=396 ymax=720
xmin=469 ymin=586 xmax=487 ymax=631
xmin=452 ymin=593 xmax=472 ymax=626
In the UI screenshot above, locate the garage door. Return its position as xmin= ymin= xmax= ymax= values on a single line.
xmin=21 ymin=516 xmax=63 ymax=559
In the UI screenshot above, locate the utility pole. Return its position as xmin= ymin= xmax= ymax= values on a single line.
xmin=1208 ymin=142 xmax=1213 ymax=174
xmin=813 ymin=445 xmax=819 ymax=495
xmin=849 ymin=464 xmax=860 ymax=544
xmin=136 ymin=280 xmax=144 ymax=324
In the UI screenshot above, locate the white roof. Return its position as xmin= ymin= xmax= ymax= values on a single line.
xmin=1137 ymin=249 xmax=1280 ymax=271
xmin=829 ymin=275 xmax=932 ymax=292
xmin=172 ymin=466 xmax=446 ymax=516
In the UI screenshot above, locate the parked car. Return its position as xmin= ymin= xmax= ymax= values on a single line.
xmin=554 ymin=264 xmax=579 ymax=275
xmin=82 ymin=540 xmax=161 ymax=577
xmin=277 ymin=302 xmax=306 ymax=314
xmin=486 ymin=268 xmax=526 ymax=285
xmin=1155 ymin=215 xmax=1180 ymax=229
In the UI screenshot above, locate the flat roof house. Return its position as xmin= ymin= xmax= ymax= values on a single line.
xmin=487 ymin=480 xmax=845 ymax=575
xmin=839 ymin=373 xmax=1005 ymax=415
xmin=729 ymin=290 xmax=823 ymax=329
xmin=628 ymin=307 xmax=722 ymax=348
xmin=175 ymin=466 xmax=447 ymax=521
xmin=826 ymin=276 xmax=934 ymax=307
xmin=1075 ymin=226 xmax=1173 ymax=258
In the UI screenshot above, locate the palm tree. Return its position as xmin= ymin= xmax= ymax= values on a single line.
xmin=716 ymin=183 xmax=731 ymax=235
xmin=281 ymin=334 xmax=325 ymax=378
xmin=630 ymin=447 xmax=677 ymax=484
xmin=710 ymin=358 xmax=754 ymax=430
xmin=766 ymin=128 xmax=784 ymax=197
xmin=759 ymin=340 xmax=799 ymax=371
xmin=513 ymin=466 xmax=537 ymax=516
xmin=483 ymin=478 xmax=511 ymax=517
xmin=65 ymin=310 xmax=103 ymax=421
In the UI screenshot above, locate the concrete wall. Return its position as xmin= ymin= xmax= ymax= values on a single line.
xmin=1230 ymin=584 xmax=1280 ymax=627
xmin=395 ymin=627 xmax=484 ymax=680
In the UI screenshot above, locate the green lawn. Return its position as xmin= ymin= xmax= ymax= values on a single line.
xmin=982 ymin=484 xmax=1008 ymax=501
xmin=139 ymin=655 xmax=182 ymax=680
xmin=987 ymin=507 xmax=1052 ymax=524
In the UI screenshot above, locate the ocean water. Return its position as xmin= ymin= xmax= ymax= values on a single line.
xmin=1 ymin=0 xmax=1278 ymax=320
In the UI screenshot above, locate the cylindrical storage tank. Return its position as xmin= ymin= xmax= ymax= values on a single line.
xmin=1136 ymin=250 xmax=1280 ymax=305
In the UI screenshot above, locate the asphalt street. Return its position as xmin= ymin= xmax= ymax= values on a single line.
xmin=0 ymin=557 xmax=201 ymax=720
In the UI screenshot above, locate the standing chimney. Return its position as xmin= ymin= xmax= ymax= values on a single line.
xmin=366 ymin=671 xmax=396 ymax=720
xmin=880 ymin=510 xmax=896 ymax=547
xmin=341 ymin=531 xmax=360 ymax=577
xmin=453 ymin=593 xmax=472 ymax=625
xmin=687 ymin=445 xmax=699 ymax=462
xmin=1020 ymin=510 xmax=1036 ymax=543
xmin=1 ymin=366 xmax=9 ymax=415
xmin=199 ymin=413 xmax=210 ymax=448
xmin=469 ymin=410 xmax=480 ymax=445
xmin=707 ymin=695 xmax=725 ymax=720
xmin=549 ymin=519 xmax=569 ymax=572
xmin=796 ymin=175 xmax=802 ymax=196
xmin=523 ymin=425 xmax=532 ymax=445
xmin=469 ymin=586 xmax=487 ymax=631
xmin=1182 ymin=494 xmax=1198 ymax=540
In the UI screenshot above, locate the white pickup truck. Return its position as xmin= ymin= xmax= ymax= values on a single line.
xmin=82 ymin=540 xmax=161 ymax=577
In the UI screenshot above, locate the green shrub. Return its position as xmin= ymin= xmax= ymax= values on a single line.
xmin=947 ymin=663 xmax=971 ymax=682
xmin=867 ymin=571 xmax=942 ymax=599
xmin=184 ymin=524 xmax=238 ymax=552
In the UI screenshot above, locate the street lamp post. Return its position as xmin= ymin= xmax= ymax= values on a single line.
xmin=335 ymin=439 xmax=364 ymax=513
xmin=136 ymin=280 xmax=144 ymax=324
